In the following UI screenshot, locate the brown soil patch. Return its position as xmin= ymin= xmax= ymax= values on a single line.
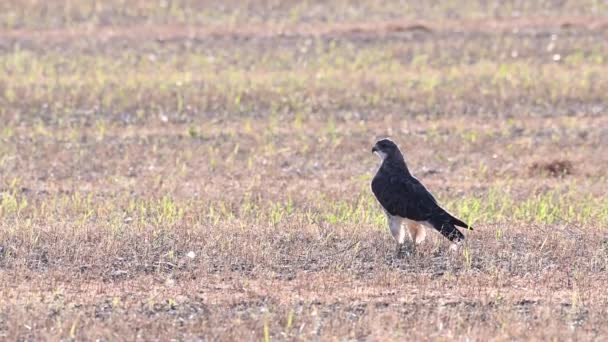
xmin=530 ymin=160 xmax=575 ymax=177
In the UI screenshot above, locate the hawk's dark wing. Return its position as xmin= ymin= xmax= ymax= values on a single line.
xmin=371 ymin=172 xmax=470 ymax=241
xmin=371 ymin=172 xmax=441 ymax=221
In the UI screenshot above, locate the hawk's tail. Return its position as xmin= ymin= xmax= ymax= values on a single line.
xmin=428 ymin=216 xmax=465 ymax=242
xmin=448 ymin=213 xmax=473 ymax=230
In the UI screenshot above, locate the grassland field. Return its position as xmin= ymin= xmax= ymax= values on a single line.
xmin=1 ymin=0 xmax=608 ymax=340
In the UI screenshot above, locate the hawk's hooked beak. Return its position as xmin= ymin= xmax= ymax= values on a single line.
xmin=371 ymin=146 xmax=378 ymax=153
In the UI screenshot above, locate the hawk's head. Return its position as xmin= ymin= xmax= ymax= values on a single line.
xmin=372 ymin=138 xmax=400 ymax=160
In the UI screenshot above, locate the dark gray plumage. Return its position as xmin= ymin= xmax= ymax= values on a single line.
xmin=371 ymin=138 xmax=471 ymax=254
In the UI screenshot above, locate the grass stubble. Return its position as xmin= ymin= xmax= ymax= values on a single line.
xmin=1 ymin=1 xmax=608 ymax=340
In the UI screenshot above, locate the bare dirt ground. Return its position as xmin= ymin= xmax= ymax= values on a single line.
xmin=1 ymin=1 xmax=608 ymax=340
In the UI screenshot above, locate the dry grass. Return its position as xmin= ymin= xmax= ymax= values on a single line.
xmin=1 ymin=0 xmax=608 ymax=340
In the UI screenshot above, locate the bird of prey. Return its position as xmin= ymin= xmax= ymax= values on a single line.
xmin=371 ymin=138 xmax=472 ymax=256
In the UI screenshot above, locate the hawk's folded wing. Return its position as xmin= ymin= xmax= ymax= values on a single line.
xmin=372 ymin=173 xmax=471 ymax=231
xmin=371 ymin=173 xmax=441 ymax=221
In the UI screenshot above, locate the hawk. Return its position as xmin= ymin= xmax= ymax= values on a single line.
xmin=371 ymin=138 xmax=472 ymax=256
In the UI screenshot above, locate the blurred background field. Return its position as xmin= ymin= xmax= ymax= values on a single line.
xmin=1 ymin=1 xmax=608 ymax=340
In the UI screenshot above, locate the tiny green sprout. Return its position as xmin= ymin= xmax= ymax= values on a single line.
xmin=69 ymin=316 xmax=80 ymax=339
xmin=494 ymin=290 xmax=503 ymax=304
xmin=462 ymin=130 xmax=478 ymax=143
xmin=293 ymin=111 xmax=304 ymax=131
xmin=463 ymin=246 xmax=472 ymax=271
xmin=1 ymin=126 xmax=14 ymax=139
xmin=188 ymin=126 xmax=199 ymax=138
xmin=284 ymin=198 xmax=294 ymax=215
xmin=286 ymin=309 xmax=294 ymax=330
xmin=96 ymin=120 xmax=107 ymax=141
xmin=498 ymin=317 xmax=507 ymax=333
xmin=264 ymin=317 xmax=270 ymax=342
xmin=495 ymin=228 xmax=503 ymax=240
xmin=571 ymin=290 xmax=580 ymax=311
xmin=227 ymin=143 xmax=240 ymax=163
xmin=0 ymin=192 xmax=26 ymax=217
xmin=176 ymin=91 xmax=184 ymax=114
xmin=112 ymin=296 xmax=121 ymax=308
xmin=496 ymin=63 xmax=510 ymax=81
xmin=244 ymin=118 xmax=253 ymax=134
xmin=305 ymin=210 xmax=318 ymax=225
xmin=269 ymin=202 xmax=285 ymax=225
